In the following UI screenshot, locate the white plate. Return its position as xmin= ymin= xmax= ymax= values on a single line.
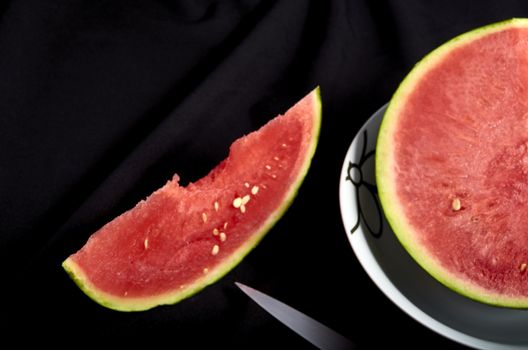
xmin=339 ymin=104 xmax=528 ymax=350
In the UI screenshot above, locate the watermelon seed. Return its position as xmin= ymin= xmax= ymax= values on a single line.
xmin=219 ymin=232 xmax=226 ymax=242
xmin=214 ymin=201 xmax=219 ymax=211
xmin=203 ymin=268 xmax=209 ymax=274
xmin=233 ymin=197 xmax=242 ymax=208
xmin=202 ymin=212 xmax=208 ymax=223
xmin=271 ymin=174 xmax=277 ymax=179
xmin=244 ymin=182 xmax=250 ymax=188
xmin=242 ymin=195 xmax=250 ymax=205
xmin=281 ymin=143 xmax=287 ymax=148
xmin=452 ymin=198 xmax=461 ymax=211
xmin=223 ymin=222 xmax=228 ymax=229
xmin=273 ymin=156 xmax=279 ymax=161
xmin=213 ymin=228 xmax=219 ymax=236
xmin=265 ymin=165 xmax=272 ymax=170
xmin=251 ymin=185 xmax=259 ymax=195
xmin=144 ymin=238 xmax=149 ymax=249
xmin=212 ymin=244 xmax=220 ymax=256
xmin=520 ymin=263 xmax=527 ymax=273
xmin=240 ymin=205 xmax=246 ymax=213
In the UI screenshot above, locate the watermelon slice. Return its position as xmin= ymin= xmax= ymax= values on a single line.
xmin=63 ymin=87 xmax=321 ymax=311
xmin=376 ymin=18 xmax=528 ymax=308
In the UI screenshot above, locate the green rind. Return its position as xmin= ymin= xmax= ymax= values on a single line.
xmin=62 ymin=87 xmax=322 ymax=312
xmin=376 ymin=18 xmax=528 ymax=308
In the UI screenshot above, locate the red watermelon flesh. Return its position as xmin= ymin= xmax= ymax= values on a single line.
xmin=63 ymin=88 xmax=321 ymax=311
xmin=377 ymin=19 xmax=528 ymax=307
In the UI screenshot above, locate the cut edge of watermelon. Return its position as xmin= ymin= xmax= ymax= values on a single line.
xmin=62 ymin=87 xmax=322 ymax=311
xmin=376 ymin=18 xmax=528 ymax=308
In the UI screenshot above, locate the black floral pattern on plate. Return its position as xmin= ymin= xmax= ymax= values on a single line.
xmin=345 ymin=129 xmax=383 ymax=238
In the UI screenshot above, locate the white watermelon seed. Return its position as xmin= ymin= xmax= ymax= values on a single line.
xmin=271 ymin=174 xmax=277 ymax=179
xmin=219 ymin=232 xmax=226 ymax=242
xmin=211 ymin=244 xmax=220 ymax=256
xmin=265 ymin=165 xmax=272 ymax=170
xmin=224 ymin=222 xmax=228 ymax=229
xmin=233 ymin=197 xmax=242 ymax=208
xmin=240 ymin=205 xmax=246 ymax=213
xmin=244 ymin=182 xmax=250 ymax=188
xmin=273 ymin=156 xmax=279 ymax=161
xmin=242 ymin=195 xmax=250 ymax=205
xmin=203 ymin=268 xmax=209 ymax=274
xmin=213 ymin=228 xmax=219 ymax=236
xmin=251 ymin=185 xmax=259 ymax=195
xmin=452 ymin=198 xmax=461 ymax=211
xmin=281 ymin=143 xmax=287 ymax=148
xmin=144 ymin=238 xmax=149 ymax=249
xmin=202 ymin=212 xmax=208 ymax=223
xmin=214 ymin=201 xmax=219 ymax=211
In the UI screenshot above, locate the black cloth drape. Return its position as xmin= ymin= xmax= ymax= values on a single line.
xmin=2 ymin=0 xmax=526 ymax=348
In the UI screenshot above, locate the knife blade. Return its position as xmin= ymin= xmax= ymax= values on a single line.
xmin=235 ymin=282 xmax=355 ymax=350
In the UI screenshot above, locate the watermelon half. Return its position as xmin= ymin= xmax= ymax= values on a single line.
xmin=376 ymin=18 xmax=528 ymax=308
xmin=63 ymin=87 xmax=321 ymax=311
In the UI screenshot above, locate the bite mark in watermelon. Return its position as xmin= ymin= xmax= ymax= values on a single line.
xmin=376 ymin=18 xmax=528 ymax=307
xmin=63 ymin=87 xmax=321 ymax=311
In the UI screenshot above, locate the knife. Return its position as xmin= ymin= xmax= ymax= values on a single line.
xmin=235 ymin=282 xmax=355 ymax=350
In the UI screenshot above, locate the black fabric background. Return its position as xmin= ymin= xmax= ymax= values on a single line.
xmin=2 ymin=1 xmax=527 ymax=348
